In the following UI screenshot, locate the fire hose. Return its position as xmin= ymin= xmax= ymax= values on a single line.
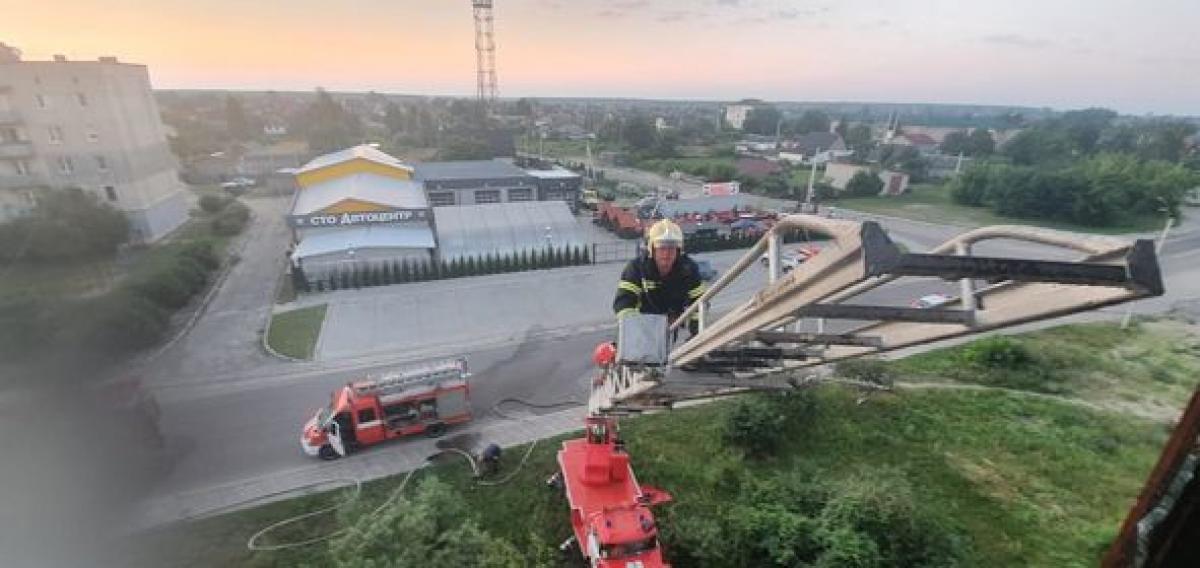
xmin=242 ymin=396 xmax=581 ymax=551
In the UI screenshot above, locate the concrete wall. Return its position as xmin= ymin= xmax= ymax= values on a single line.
xmin=0 ymin=58 xmax=187 ymax=241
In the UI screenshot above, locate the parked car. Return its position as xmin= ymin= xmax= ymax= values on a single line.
xmin=759 ymin=244 xmax=821 ymax=272
xmin=911 ymin=293 xmax=952 ymax=309
xmin=221 ymin=177 xmax=257 ymax=194
xmin=695 ymin=259 xmax=718 ymax=282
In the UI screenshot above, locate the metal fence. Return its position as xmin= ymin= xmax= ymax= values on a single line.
xmin=591 ymin=241 xmax=640 ymax=264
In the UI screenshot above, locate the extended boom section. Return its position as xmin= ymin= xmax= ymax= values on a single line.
xmin=592 ymin=215 xmax=1164 ymax=413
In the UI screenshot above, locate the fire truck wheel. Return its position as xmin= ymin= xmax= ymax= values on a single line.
xmin=318 ymin=444 xmax=340 ymax=460
xmin=424 ymin=422 xmax=447 ymax=438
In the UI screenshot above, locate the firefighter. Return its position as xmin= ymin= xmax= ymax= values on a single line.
xmin=612 ymin=218 xmax=706 ymax=338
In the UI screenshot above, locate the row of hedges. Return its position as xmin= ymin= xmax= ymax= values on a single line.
xmin=200 ymin=195 xmax=251 ymax=236
xmin=295 ymin=245 xmax=592 ymax=293
xmin=1 ymin=195 xmax=251 ymax=368
xmin=0 ymin=240 xmax=223 ymax=362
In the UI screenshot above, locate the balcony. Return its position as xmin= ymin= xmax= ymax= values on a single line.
xmin=0 ymin=109 xmax=20 ymax=125
xmin=0 ymin=140 xmax=33 ymax=159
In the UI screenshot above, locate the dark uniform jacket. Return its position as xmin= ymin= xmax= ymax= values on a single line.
xmin=613 ymin=253 xmax=707 ymax=331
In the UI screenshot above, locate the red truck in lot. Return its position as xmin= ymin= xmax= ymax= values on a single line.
xmin=302 ymin=358 xmax=472 ymax=459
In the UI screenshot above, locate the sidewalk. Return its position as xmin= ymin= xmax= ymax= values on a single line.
xmin=130 ymin=404 xmax=587 ymax=532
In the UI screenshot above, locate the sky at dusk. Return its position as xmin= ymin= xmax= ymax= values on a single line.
xmin=5 ymin=0 xmax=1199 ymax=115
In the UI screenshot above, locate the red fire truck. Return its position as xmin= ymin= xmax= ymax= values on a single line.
xmin=555 ymin=416 xmax=673 ymax=567
xmin=302 ymin=358 xmax=472 ymax=460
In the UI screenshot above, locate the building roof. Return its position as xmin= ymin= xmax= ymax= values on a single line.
xmin=786 ymin=132 xmax=844 ymax=153
xmin=899 ymin=133 xmax=938 ymax=146
xmin=292 ymin=173 xmax=428 ymax=215
xmin=433 ymin=201 xmax=585 ymax=262
xmin=297 ymin=144 xmax=413 ymax=175
xmin=293 ymin=225 xmax=436 ymax=259
xmin=525 ymin=166 xmax=582 ymax=180
xmin=414 ymin=160 xmax=530 ymax=181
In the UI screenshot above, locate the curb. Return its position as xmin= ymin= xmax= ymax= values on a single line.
xmin=143 ymin=211 xmax=256 ymax=364
xmin=261 ymin=303 xmax=323 ymax=363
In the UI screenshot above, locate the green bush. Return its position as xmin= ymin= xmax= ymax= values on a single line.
xmin=723 ymin=394 xmax=787 ymax=457
xmin=130 ymin=254 xmax=210 ymax=309
xmin=846 ymin=170 xmax=884 ymax=197
xmin=833 ymin=358 xmax=894 ymax=387
xmin=960 ymin=336 xmax=1034 ymax=370
xmin=210 ymin=201 xmax=250 ymax=236
xmin=198 ymin=194 xmax=231 ymax=213
xmin=62 ymin=292 xmax=170 ymax=353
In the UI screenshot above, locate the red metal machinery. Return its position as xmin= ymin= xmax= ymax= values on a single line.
xmin=555 ymin=415 xmax=672 ymax=567
xmin=302 ymin=359 xmax=471 ymax=460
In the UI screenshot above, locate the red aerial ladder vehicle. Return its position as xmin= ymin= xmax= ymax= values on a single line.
xmin=554 ymin=216 xmax=1166 ymax=566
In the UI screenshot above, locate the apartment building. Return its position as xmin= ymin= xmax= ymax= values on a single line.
xmin=0 ymin=45 xmax=187 ymax=241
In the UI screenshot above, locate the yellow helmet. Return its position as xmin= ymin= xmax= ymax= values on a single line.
xmin=645 ymin=219 xmax=684 ymax=252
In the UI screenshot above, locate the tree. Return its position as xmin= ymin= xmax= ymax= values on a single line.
xmin=297 ymin=88 xmax=364 ymax=154
xmin=742 ymin=105 xmax=783 ymax=135
xmin=1056 ymin=107 xmax=1117 ymax=154
xmin=623 ymin=114 xmax=657 ymax=150
xmin=791 ymin=110 xmax=831 ymax=135
xmin=968 ymin=128 xmax=995 ymax=156
xmin=844 ymin=124 xmax=874 ymax=156
xmin=1002 ymin=127 xmax=1074 ymax=166
xmin=0 ymin=187 xmax=130 ymax=263
xmin=514 ymin=98 xmax=534 ymax=116
xmin=328 ymin=477 xmax=523 ymax=568
xmin=879 ymin=145 xmax=928 ymax=180
xmin=383 ymin=102 xmax=407 ymax=135
xmin=845 ymin=170 xmax=884 ymax=197
xmin=940 ymin=130 xmax=971 ymax=156
xmin=223 ymin=95 xmax=254 ymax=141
xmin=438 ymin=137 xmax=493 ymax=160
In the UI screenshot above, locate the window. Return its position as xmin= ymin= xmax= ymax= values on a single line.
xmin=86 ymin=126 xmax=99 ymax=142
xmin=104 ymin=186 xmax=117 ymax=201
xmin=474 ymin=189 xmax=501 ymax=204
xmin=76 ymin=93 xmax=88 ymax=107
xmin=35 ymin=94 xmax=47 ymax=108
xmin=0 ymin=93 xmax=10 ymax=112
xmin=508 ymin=188 xmax=533 ymax=202
xmin=57 ymin=156 xmax=74 ymax=175
xmin=428 ymin=191 xmax=455 ymax=206
xmin=48 ymin=125 xmax=64 ymax=144
xmin=0 ymin=127 xmax=18 ymax=143
xmin=13 ymin=160 xmax=30 ymax=176
xmin=357 ymin=408 xmax=377 ymax=424
xmin=95 ymin=155 xmax=108 ymax=171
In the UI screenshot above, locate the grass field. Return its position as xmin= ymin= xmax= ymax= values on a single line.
xmin=833 ymin=183 xmax=1167 ymax=234
xmin=265 ymin=304 xmax=327 ymax=360
xmin=127 ymin=320 xmax=1199 ymax=567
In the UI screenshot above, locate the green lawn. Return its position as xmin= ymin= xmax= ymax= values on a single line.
xmin=127 ymin=321 xmax=1199 ymax=567
xmin=634 ymin=156 xmax=736 ymax=177
xmin=266 ymin=304 xmax=327 ymax=360
xmin=833 ymin=183 xmax=1167 ymax=234
xmin=0 ymin=258 xmax=122 ymax=301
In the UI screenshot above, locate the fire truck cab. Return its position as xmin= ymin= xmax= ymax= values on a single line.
xmin=557 ymin=416 xmax=672 ymax=567
xmin=302 ymin=358 xmax=471 ymax=459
